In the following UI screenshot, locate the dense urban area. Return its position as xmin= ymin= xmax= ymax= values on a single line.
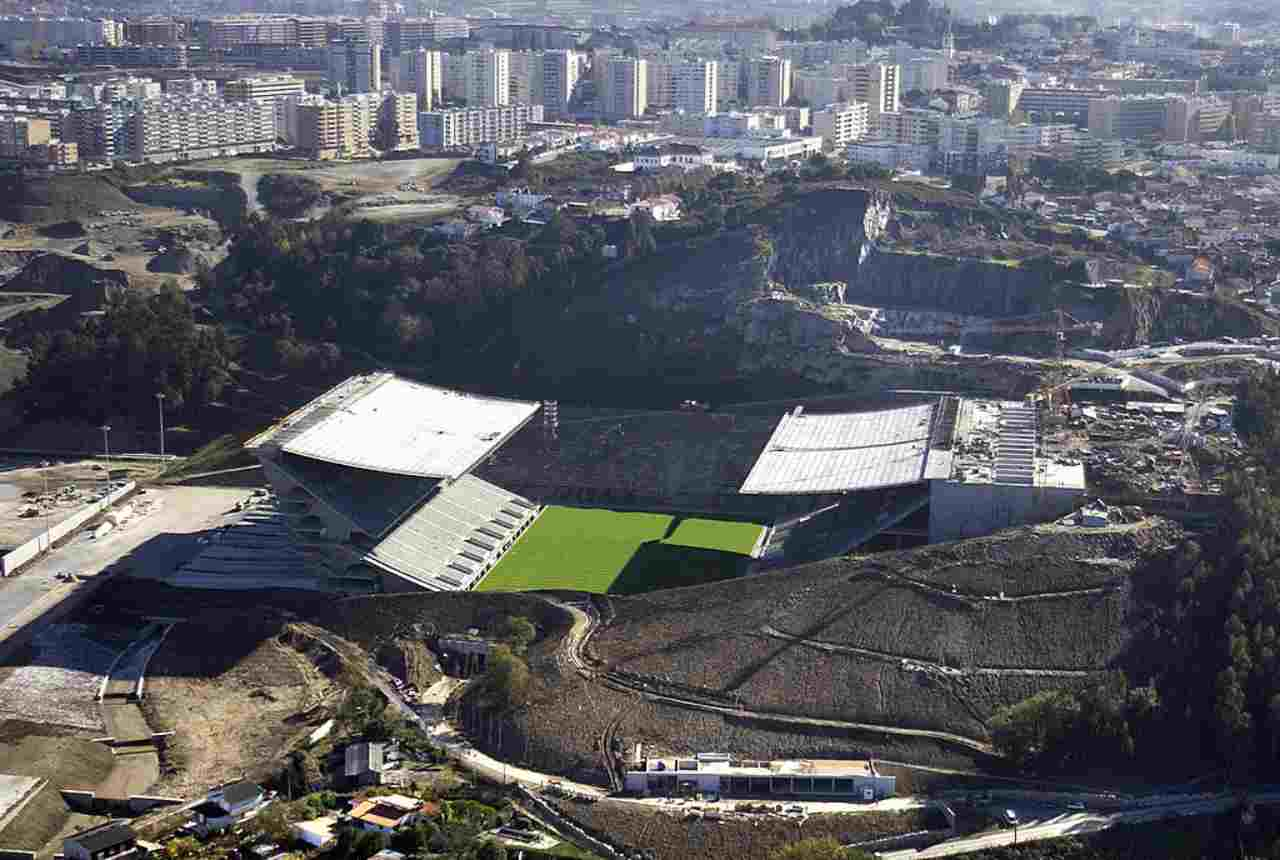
xmin=1 ymin=0 xmax=1280 ymax=857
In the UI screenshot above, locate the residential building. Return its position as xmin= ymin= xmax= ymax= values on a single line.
xmin=74 ymin=44 xmax=191 ymax=68
xmin=392 ymin=48 xmax=442 ymax=111
xmin=0 ymin=16 xmax=121 ymax=47
xmin=508 ymin=51 xmax=543 ymax=107
xmin=380 ymin=92 xmax=419 ymax=151
xmin=0 ymin=115 xmax=50 ymax=154
xmin=345 ymin=741 xmax=387 ymax=787
xmin=874 ymin=108 xmax=938 ymax=146
xmin=744 ymin=56 xmax=791 ymax=107
xmin=123 ymin=17 xmax=184 ymax=45
xmin=776 ymin=40 xmax=865 ymax=66
xmin=643 ymin=53 xmax=678 ymax=110
xmin=225 ymin=74 xmax=306 ymax=140
xmin=127 ymin=94 xmax=276 ymax=163
xmin=349 ymin=795 xmax=429 ymax=834
xmin=193 ymin=780 xmax=267 ymax=835
xmin=793 ymin=69 xmax=853 ymax=109
xmin=63 ymin=822 xmax=138 ymax=860
xmin=1087 ymin=93 xmax=1227 ymax=142
xmin=197 ymin=15 xmax=309 ymax=48
xmin=602 ymin=57 xmax=647 ymax=120
xmin=455 ymin=47 xmax=510 ymax=107
xmin=674 ymin=60 xmax=718 ymax=115
xmin=165 ymin=76 xmax=218 ymax=97
xmin=850 ymin=63 xmax=900 ymax=118
xmin=901 ymin=54 xmax=950 ymax=94
xmin=327 ymin=40 xmax=381 ymax=95
xmin=849 ymin=138 xmax=931 ymax=169
xmin=813 ymin=101 xmax=869 ymax=148
xmin=384 ymin=16 xmax=468 ymax=51
xmin=70 ymin=102 xmax=131 ymax=160
xmin=717 ymin=60 xmax=742 ymax=109
xmin=297 ymin=99 xmax=361 ymax=158
xmin=419 ymin=103 xmax=543 ymax=147
xmin=542 ymin=49 xmax=580 ymax=119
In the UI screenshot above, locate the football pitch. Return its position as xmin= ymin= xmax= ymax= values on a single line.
xmin=475 ymin=506 xmax=764 ymax=595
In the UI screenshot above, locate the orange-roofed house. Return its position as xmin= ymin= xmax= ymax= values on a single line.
xmin=348 ymin=795 xmax=434 ymax=833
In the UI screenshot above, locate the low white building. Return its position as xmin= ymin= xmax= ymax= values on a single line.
xmin=625 ymin=753 xmax=895 ymax=800
xmin=634 ymin=142 xmax=714 ymax=171
xmin=292 ymin=817 xmax=338 ymax=849
xmin=812 ymin=101 xmax=869 ymax=149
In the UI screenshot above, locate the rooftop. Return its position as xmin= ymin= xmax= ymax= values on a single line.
xmin=948 ymin=400 xmax=1085 ymax=489
xmin=66 ymin=821 xmax=135 ymax=853
xmin=246 ymin=373 xmax=539 ymax=480
xmin=633 ymin=756 xmax=875 ymax=777
xmin=739 ymin=403 xmax=937 ymax=495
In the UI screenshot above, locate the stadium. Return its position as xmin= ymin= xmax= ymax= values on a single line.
xmin=223 ymin=372 xmax=1086 ymax=595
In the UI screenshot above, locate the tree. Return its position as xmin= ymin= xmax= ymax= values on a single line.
xmin=482 ymin=645 xmax=530 ymax=710
xmin=498 ymin=616 xmax=536 ymax=653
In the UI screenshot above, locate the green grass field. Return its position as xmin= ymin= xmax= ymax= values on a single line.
xmin=476 ymin=506 xmax=763 ymax=595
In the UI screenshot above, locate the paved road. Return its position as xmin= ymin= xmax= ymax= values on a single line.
xmin=880 ymin=792 xmax=1280 ymax=859
xmin=0 ymin=487 xmax=247 ymax=644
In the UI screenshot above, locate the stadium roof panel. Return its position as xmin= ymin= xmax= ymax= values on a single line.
xmin=252 ymin=373 xmax=540 ymax=480
xmin=739 ymin=404 xmax=936 ymax=495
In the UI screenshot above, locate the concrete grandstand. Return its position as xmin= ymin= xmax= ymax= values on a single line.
xmin=244 ymin=373 xmax=544 ymax=593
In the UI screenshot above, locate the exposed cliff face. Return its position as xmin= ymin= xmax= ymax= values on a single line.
xmin=1101 ymin=288 xmax=1276 ymax=348
xmin=765 ymin=187 xmax=891 ymax=285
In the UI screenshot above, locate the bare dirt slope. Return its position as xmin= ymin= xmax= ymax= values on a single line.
xmin=0 ymin=721 xmax=115 ymax=853
xmin=141 ymin=613 xmax=336 ymax=798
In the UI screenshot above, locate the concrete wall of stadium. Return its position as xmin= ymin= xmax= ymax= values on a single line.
xmin=927 ymin=480 xmax=1084 ymax=543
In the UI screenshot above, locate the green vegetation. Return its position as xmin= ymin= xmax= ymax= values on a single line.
xmin=475 ymin=507 xmax=761 ymax=594
xmin=10 ymin=283 xmax=232 ymax=424
xmin=768 ymin=838 xmax=873 ymax=860
xmin=257 ymin=173 xmax=324 ymax=219
xmin=158 ymin=432 xmax=255 ymax=481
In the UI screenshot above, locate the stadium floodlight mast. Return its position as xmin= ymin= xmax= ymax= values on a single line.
xmin=156 ymin=392 xmax=166 ymax=460
xmin=101 ymin=424 xmax=112 ymax=491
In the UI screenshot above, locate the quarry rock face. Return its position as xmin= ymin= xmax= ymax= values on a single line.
xmin=740 ymin=296 xmax=878 ymax=352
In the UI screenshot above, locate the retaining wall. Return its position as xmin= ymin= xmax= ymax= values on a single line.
xmin=1 ymin=481 xmax=136 ymax=576
xmin=0 ymin=849 xmax=36 ymax=860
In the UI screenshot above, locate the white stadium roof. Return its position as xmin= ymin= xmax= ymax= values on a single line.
xmin=254 ymin=373 xmax=539 ymax=479
xmin=739 ymin=404 xmax=937 ymax=495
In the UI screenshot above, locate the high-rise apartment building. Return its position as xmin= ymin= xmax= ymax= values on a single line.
xmin=380 ymin=91 xmax=419 ymax=151
xmin=297 ymin=99 xmax=359 ymax=159
xmin=126 ymin=95 xmax=275 ymax=162
xmin=602 ymin=56 xmax=647 ymax=120
xmin=465 ymin=47 xmax=510 ymax=107
xmin=327 ymin=40 xmax=382 ymax=95
xmin=674 ymin=59 xmax=718 ymax=115
xmin=508 ymin=51 xmax=543 ymax=107
xmin=745 ymin=56 xmax=791 ymax=107
xmin=541 ymin=49 xmax=580 ymax=119
xmin=850 ymin=62 xmax=900 ymax=118
xmin=392 ymin=48 xmax=442 ymax=112
xmin=225 ymin=74 xmax=306 ymax=139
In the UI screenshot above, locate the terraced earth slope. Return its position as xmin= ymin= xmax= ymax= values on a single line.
xmin=480 ymin=518 xmax=1185 ymax=784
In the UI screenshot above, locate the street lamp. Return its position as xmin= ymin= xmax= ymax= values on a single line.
xmin=42 ymin=467 xmax=51 ymax=554
xmin=100 ymin=425 xmax=111 ymax=491
xmin=155 ymin=392 xmax=166 ymax=460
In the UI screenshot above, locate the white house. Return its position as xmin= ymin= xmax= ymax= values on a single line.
xmin=632 ymin=194 xmax=682 ymax=221
xmin=193 ymin=780 xmax=265 ymax=835
xmin=634 ymin=142 xmax=713 ymax=171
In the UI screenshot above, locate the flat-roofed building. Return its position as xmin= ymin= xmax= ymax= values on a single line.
xmin=602 ymin=56 xmax=647 ymax=120
xmin=541 ymin=49 xmax=580 ymax=119
xmin=674 ymin=59 xmax=718 ymax=115
xmin=392 ymin=47 xmax=442 ymax=111
xmin=420 ymin=103 xmax=542 ymax=148
xmin=813 ymin=101 xmax=868 ymax=148
xmin=625 ymin=753 xmax=895 ymax=800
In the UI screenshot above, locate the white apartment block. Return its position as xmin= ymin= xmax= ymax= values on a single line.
xmin=813 ymin=101 xmax=869 ymax=148
xmin=508 ymin=51 xmax=544 ymax=107
xmin=602 ymin=57 xmax=647 ymax=120
xmin=674 ymin=60 xmax=718 ymax=115
xmin=225 ymin=74 xmax=306 ymax=140
xmin=420 ymin=103 xmax=543 ymax=148
xmin=745 ymin=56 xmax=791 ymax=107
xmin=393 ymin=48 xmax=442 ymax=112
xmin=542 ymin=49 xmax=580 ymax=119
xmin=127 ymin=95 xmax=275 ymax=163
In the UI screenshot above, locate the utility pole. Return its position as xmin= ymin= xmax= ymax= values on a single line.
xmin=42 ymin=467 xmax=51 ymax=554
xmin=100 ymin=425 xmax=111 ymax=492
xmin=156 ymin=393 xmax=166 ymax=460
